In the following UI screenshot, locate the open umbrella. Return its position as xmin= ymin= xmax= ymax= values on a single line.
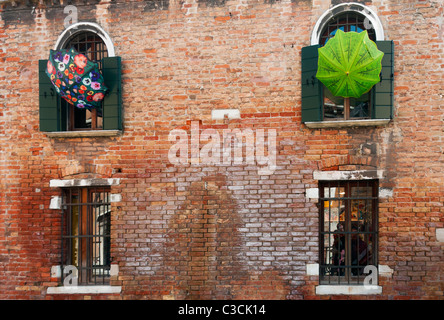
xmin=316 ymin=29 xmax=383 ymax=99
xmin=45 ymin=47 xmax=108 ymax=109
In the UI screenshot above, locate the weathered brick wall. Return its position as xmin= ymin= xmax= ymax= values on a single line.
xmin=0 ymin=0 xmax=443 ymax=300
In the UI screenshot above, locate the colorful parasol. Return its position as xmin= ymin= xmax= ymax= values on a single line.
xmin=45 ymin=47 xmax=108 ymax=109
xmin=316 ymin=29 xmax=384 ymax=99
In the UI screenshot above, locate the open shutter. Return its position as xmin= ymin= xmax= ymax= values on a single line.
xmin=39 ymin=60 xmax=60 ymax=131
xmin=373 ymin=41 xmax=394 ymax=119
xmin=301 ymin=45 xmax=323 ymax=122
xmin=102 ymin=56 xmax=122 ymax=131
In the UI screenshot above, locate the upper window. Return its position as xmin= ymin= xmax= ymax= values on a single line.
xmin=39 ymin=23 xmax=122 ymax=134
xmin=301 ymin=3 xmax=394 ymax=126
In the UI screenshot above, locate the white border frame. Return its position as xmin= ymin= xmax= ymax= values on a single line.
xmin=54 ymin=22 xmax=115 ymax=57
xmin=310 ymin=2 xmax=385 ymax=46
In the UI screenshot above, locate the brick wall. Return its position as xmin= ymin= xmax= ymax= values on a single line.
xmin=0 ymin=0 xmax=443 ymax=300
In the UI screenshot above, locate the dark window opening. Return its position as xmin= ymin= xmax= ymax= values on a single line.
xmin=319 ymin=180 xmax=378 ymax=285
xmin=62 ymin=32 xmax=108 ymax=131
xmin=319 ymin=12 xmax=377 ymax=121
xmin=61 ymin=187 xmax=111 ymax=285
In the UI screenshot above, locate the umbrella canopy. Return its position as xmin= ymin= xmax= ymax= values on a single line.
xmin=45 ymin=47 xmax=108 ymax=109
xmin=316 ymin=29 xmax=384 ymax=98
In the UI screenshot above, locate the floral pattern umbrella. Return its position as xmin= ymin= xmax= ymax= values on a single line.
xmin=45 ymin=47 xmax=108 ymax=109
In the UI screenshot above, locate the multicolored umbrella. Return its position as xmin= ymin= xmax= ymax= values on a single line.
xmin=45 ymin=47 xmax=108 ymax=109
xmin=316 ymin=29 xmax=384 ymax=98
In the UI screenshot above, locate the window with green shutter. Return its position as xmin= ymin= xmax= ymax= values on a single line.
xmin=39 ymin=29 xmax=122 ymax=134
xmin=301 ymin=8 xmax=394 ymax=126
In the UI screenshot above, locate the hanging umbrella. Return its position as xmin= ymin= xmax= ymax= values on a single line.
xmin=45 ymin=47 xmax=108 ymax=109
xmin=316 ymin=29 xmax=383 ymax=99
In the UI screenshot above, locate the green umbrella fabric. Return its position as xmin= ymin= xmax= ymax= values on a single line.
xmin=316 ymin=29 xmax=384 ymax=98
xmin=45 ymin=47 xmax=108 ymax=109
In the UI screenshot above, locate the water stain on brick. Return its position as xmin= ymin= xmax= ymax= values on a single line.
xmin=198 ymin=0 xmax=225 ymax=8
xmin=143 ymin=0 xmax=170 ymax=12
xmin=166 ymin=174 xmax=249 ymax=299
xmin=331 ymin=0 xmax=370 ymax=5
xmin=0 ymin=4 xmax=35 ymax=26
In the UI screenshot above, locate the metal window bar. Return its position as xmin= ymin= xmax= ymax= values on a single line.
xmin=61 ymin=187 xmax=111 ymax=285
xmin=319 ymin=180 xmax=378 ymax=285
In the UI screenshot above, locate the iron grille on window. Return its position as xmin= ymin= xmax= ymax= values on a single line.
xmin=319 ymin=180 xmax=378 ymax=285
xmin=61 ymin=187 xmax=111 ymax=285
xmin=63 ymin=31 xmax=108 ymax=130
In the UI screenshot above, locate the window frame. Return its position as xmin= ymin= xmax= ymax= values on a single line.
xmin=61 ymin=186 xmax=112 ymax=286
xmin=318 ymin=180 xmax=379 ymax=286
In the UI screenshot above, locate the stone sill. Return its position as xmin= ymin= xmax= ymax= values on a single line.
xmin=316 ymin=285 xmax=382 ymax=295
xmin=47 ymin=285 xmax=121 ymax=295
xmin=304 ymin=119 xmax=390 ymax=129
xmin=45 ymin=130 xmax=122 ymax=138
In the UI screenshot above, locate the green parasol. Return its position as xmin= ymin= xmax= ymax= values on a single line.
xmin=316 ymin=29 xmax=384 ymax=99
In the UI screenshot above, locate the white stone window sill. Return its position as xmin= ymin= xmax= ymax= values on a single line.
xmin=45 ymin=130 xmax=122 ymax=138
xmin=316 ymin=285 xmax=382 ymax=295
xmin=304 ymin=119 xmax=390 ymax=129
xmin=47 ymin=285 xmax=121 ymax=295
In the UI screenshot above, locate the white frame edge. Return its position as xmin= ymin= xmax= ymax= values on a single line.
xmin=54 ymin=22 xmax=115 ymax=57
xmin=310 ymin=2 xmax=385 ymax=46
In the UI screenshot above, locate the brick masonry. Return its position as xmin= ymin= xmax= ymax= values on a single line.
xmin=0 ymin=0 xmax=443 ymax=299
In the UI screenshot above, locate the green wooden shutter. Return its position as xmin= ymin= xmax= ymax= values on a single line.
xmin=372 ymin=41 xmax=394 ymax=119
xmin=301 ymin=45 xmax=323 ymax=122
xmin=102 ymin=56 xmax=122 ymax=130
xmin=39 ymin=59 xmax=60 ymax=131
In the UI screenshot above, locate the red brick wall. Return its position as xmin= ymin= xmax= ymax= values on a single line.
xmin=0 ymin=0 xmax=443 ymax=300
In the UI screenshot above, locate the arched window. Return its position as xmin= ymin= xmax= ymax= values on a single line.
xmin=39 ymin=23 xmax=122 ymax=134
xmin=301 ymin=3 xmax=394 ymax=126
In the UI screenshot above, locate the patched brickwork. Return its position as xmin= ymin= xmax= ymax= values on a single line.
xmin=0 ymin=0 xmax=443 ymax=300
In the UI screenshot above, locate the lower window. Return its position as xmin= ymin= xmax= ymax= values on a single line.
xmin=319 ymin=180 xmax=378 ymax=285
xmin=61 ymin=187 xmax=111 ymax=285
